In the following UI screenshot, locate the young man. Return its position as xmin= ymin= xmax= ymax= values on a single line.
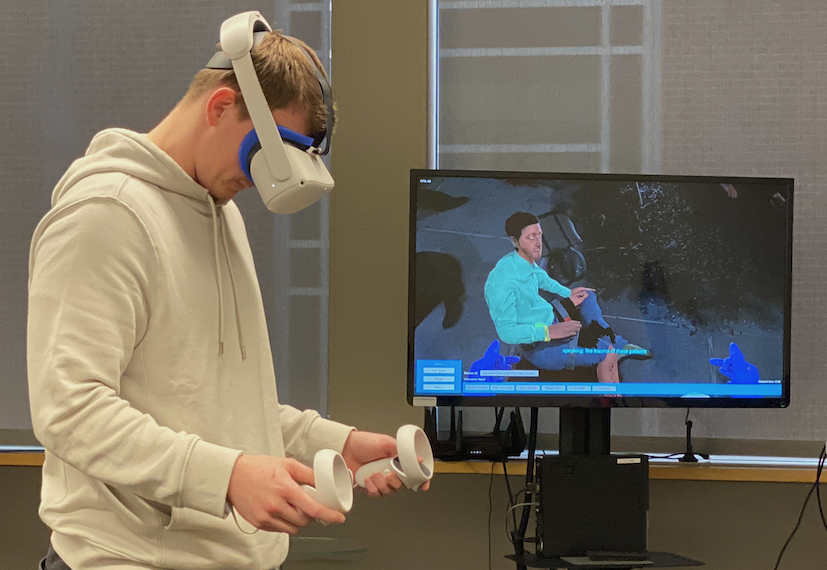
xmin=484 ymin=212 xmax=651 ymax=382
xmin=27 ymin=27 xmax=421 ymax=570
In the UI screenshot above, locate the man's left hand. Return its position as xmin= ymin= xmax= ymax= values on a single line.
xmin=341 ymin=430 xmax=432 ymax=498
xmin=569 ymin=287 xmax=595 ymax=307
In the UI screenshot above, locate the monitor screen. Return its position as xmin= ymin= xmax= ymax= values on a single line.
xmin=408 ymin=169 xmax=793 ymax=408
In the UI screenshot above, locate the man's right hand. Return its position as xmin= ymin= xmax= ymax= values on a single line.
xmin=547 ymin=320 xmax=582 ymax=340
xmin=226 ymin=454 xmax=346 ymax=534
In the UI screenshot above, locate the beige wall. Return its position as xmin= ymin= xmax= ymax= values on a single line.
xmin=5 ymin=465 xmax=827 ymax=570
xmin=328 ymin=1 xmax=428 ymax=432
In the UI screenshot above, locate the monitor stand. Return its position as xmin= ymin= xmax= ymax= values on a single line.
xmin=507 ymin=408 xmax=704 ymax=569
xmin=559 ymin=407 xmax=612 ymax=456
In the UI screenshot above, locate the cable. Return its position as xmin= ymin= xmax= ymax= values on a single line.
xmin=815 ymin=446 xmax=827 ymax=534
xmin=515 ymin=407 xmax=539 ymax=570
xmin=772 ymin=445 xmax=827 ymax=570
xmin=646 ymin=452 xmax=707 ymax=460
xmin=505 ymin=487 xmax=527 ymax=543
xmin=488 ymin=460 xmax=495 ymax=570
xmin=503 ymin=459 xmax=518 ymax=539
xmin=505 ymin=486 xmax=530 ymax=541
xmin=508 ymin=502 xmax=540 ymax=517
xmin=506 ymin=502 xmax=540 ymax=541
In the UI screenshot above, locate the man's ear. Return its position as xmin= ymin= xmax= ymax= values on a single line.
xmin=509 ymin=236 xmax=519 ymax=249
xmin=205 ymin=87 xmax=240 ymax=127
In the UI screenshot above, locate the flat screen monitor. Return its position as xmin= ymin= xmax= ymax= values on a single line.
xmin=408 ymin=169 xmax=792 ymax=408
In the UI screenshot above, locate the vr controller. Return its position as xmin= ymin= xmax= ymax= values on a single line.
xmin=300 ymin=449 xmax=353 ymax=514
xmin=354 ymin=425 xmax=435 ymax=492
xmin=300 ymin=425 xmax=434 ymax=525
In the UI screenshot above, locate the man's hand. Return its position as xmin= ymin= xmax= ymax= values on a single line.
xmin=547 ymin=320 xmax=582 ymax=340
xmin=569 ymin=287 xmax=595 ymax=307
xmin=227 ymin=454 xmax=345 ymax=534
xmin=342 ymin=430 xmax=431 ymax=498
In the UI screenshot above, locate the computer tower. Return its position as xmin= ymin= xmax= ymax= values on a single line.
xmin=536 ymin=454 xmax=649 ymax=558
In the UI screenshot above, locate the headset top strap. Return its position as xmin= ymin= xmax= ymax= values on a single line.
xmin=204 ymin=32 xmax=333 ymax=156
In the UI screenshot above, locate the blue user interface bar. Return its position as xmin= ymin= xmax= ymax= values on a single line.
xmin=458 ymin=382 xmax=782 ymax=398
xmin=415 ymin=360 xmax=783 ymax=398
xmin=416 ymin=360 xmax=463 ymax=395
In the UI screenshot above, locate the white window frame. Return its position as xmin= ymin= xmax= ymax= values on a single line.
xmin=428 ymin=0 xmax=663 ymax=174
xmin=272 ymin=1 xmax=333 ymax=413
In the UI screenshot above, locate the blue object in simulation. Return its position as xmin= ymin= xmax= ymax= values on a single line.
xmin=709 ymin=342 xmax=760 ymax=384
xmin=469 ymin=340 xmax=521 ymax=381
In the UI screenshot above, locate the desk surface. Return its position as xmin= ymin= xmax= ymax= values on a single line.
xmin=432 ymin=459 xmax=822 ymax=483
xmin=1 ymin=453 xmax=44 ymax=467
xmin=2 ymin=452 xmax=822 ymax=483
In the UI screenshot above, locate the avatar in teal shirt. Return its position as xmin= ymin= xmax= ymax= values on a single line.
xmin=482 ymin=212 xmax=649 ymax=377
xmin=484 ymin=251 xmax=572 ymax=345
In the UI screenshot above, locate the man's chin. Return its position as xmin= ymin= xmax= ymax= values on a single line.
xmin=207 ymin=187 xmax=242 ymax=202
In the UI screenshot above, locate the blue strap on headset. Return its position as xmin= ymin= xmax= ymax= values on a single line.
xmin=238 ymin=127 xmax=316 ymax=180
xmin=279 ymin=126 xmax=315 ymax=149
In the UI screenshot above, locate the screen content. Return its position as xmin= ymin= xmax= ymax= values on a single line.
xmin=410 ymin=171 xmax=792 ymax=405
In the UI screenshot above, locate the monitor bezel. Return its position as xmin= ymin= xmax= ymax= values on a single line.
xmin=407 ymin=168 xmax=793 ymax=409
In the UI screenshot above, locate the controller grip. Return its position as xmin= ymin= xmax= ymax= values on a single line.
xmin=301 ymin=484 xmax=319 ymax=501
xmin=354 ymin=457 xmax=397 ymax=488
xmin=300 ymin=485 xmax=331 ymax=526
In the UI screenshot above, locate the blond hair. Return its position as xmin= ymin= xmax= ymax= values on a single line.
xmin=185 ymin=32 xmax=330 ymax=133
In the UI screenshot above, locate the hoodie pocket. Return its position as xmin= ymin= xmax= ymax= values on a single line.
xmin=163 ymin=506 xmax=246 ymax=534
xmin=163 ymin=507 xmax=205 ymax=532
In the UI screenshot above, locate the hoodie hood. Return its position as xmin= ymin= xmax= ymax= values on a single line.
xmin=49 ymin=127 xmax=240 ymax=358
xmin=52 ymin=128 xmax=212 ymax=208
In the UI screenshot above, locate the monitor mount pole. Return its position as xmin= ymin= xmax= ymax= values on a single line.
xmin=559 ymin=407 xmax=611 ymax=457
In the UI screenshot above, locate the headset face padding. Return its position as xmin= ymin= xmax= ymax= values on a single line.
xmin=238 ymin=126 xmax=316 ymax=181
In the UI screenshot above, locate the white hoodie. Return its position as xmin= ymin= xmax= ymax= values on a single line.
xmin=27 ymin=129 xmax=354 ymax=570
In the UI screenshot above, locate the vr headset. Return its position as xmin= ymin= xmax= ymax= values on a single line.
xmin=205 ymin=11 xmax=334 ymax=214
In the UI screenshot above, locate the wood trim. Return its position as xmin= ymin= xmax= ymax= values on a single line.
xmin=433 ymin=460 xmax=823 ymax=484
xmin=649 ymin=464 xmax=821 ymax=484
xmin=3 ymin=453 xmax=821 ymax=484
xmin=0 ymin=453 xmax=44 ymax=467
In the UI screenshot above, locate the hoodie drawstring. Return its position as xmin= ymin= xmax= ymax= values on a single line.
xmin=220 ymin=214 xmax=247 ymax=360
xmin=208 ymin=197 xmax=225 ymax=356
xmin=208 ymin=195 xmax=247 ymax=360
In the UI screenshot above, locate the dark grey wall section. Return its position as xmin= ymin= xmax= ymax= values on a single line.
xmin=0 ymin=1 xmax=320 ymax=437
xmin=3 ymin=466 xmax=826 ymax=570
xmin=0 ymin=466 xmax=50 ymax=569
